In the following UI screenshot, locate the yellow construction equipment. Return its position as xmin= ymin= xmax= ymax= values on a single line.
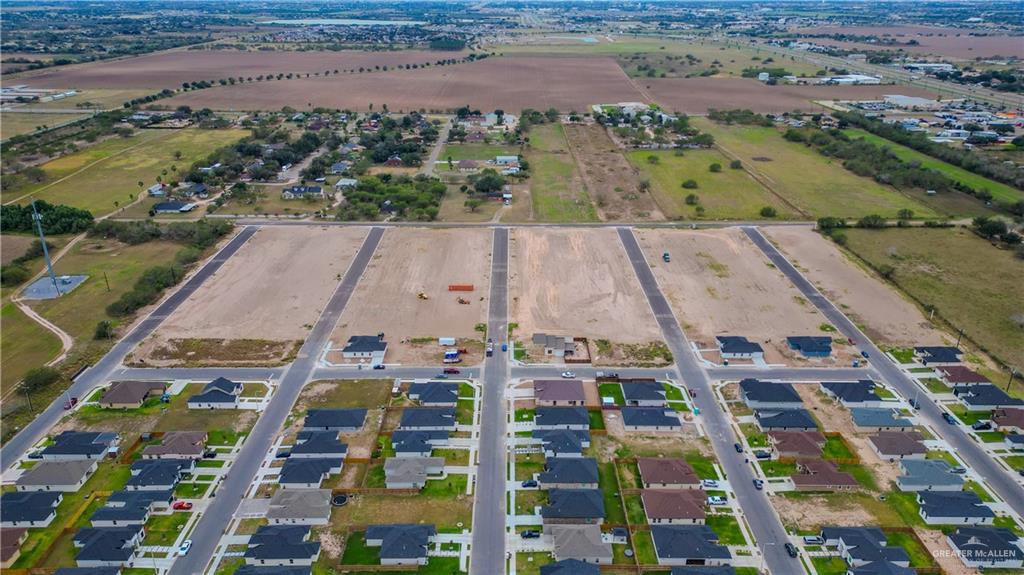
xmin=417 ymin=292 xmax=429 ymax=300
xmin=456 ymin=297 xmax=470 ymax=305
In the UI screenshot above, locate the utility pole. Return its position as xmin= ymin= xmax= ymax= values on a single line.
xmin=31 ymin=199 xmax=61 ymax=296
xmin=955 ymin=328 xmax=965 ymax=349
xmin=1007 ymin=369 xmax=1019 ymax=393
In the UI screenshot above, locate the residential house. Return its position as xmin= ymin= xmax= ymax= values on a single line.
xmin=0 ymin=529 xmax=27 ymax=569
xmin=621 ymin=381 xmax=667 ymax=407
xmin=329 ymin=162 xmax=350 ymax=175
xmin=73 ymin=526 xmax=143 ymax=567
xmin=1005 ymin=434 xmax=1024 ymax=451
xmin=755 ymin=409 xmax=818 ymax=431
xmin=821 ymin=381 xmax=886 ymax=408
xmin=244 ymin=525 xmax=321 ymax=566
xmin=535 ymin=380 xmax=585 ymax=407
xmin=546 ymin=525 xmax=612 ymax=564
xmin=542 ymin=489 xmax=605 ymax=525
xmin=281 ymin=186 xmax=324 ymax=200
xmin=0 ymin=491 xmax=61 ymax=527
xmin=850 ymin=408 xmax=912 ymax=431
xmin=278 ymin=458 xmax=343 ymax=489
xmin=141 ymin=432 xmax=207 ymax=460
xmin=954 ymin=385 xmax=1024 ymax=410
xmin=41 ymin=431 xmax=119 ymax=461
xmin=538 ymin=458 xmax=599 ymax=489
xmin=540 ymin=559 xmax=600 ymax=575
xmin=650 ymin=525 xmax=731 ymax=567
xmin=820 ymin=527 xmax=910 ymax=568
xmin=716 ymin=336 xmax=764 ymax=360
xmin=534 ymin=430 xmax=590 ymax=458
xmin=152 ymin=201 xmax=196 ymax=214
xmin=946 ymin=527 xmax=1023 ymax=570
xmin=621 ymin=407 xmax=681 ymax=431
xmin=55 ymin=569 xmax=124 ymax=575
xmin=495 ymin=155 xmax=519 ymax=165
xmin=89 ymin=490 xmax=172 ymax=527
xmin=303 ymin=409 xmax=367 ymax=432
xmin=146 ymin=183 xmax=167 ymax=197
xmin=456 ymin=160 xmax=479 ymax=172
xmin=340 ymin=335 xmax=388 ymax=364
xmin=937 ymin=366 xmax=990 ymax=387
xmin=636 ymin=458 xmax=700 ymax=489
xmin=334 ymin=178 xmax=358 ymax=190
xmin=532 ymin=333 xmax=575 ymax=358
xmin=767 ymin=431 xmax=824 ymax=459
xmin=125 ymin=459 xmax=193 ymax=491
xmin=740 ymin=380 xmax=803 ymax=409
xmin=791 ymin=460 xmax=858 ymax=491
xmin=917 ymin=491 xmax=994 ymax=525
xmin=183 ymin=183 xmax=208 ymax=198
xmin=383 ymin=457 xmax=444 ymax=489
xmin=16 ymin=460 xmax=97 ymax=492
xmin=408 ymin=383 xmax=459 ymax=407
xmin=535 ymin=407 xmax=590 ymax=431
xmin=399 ymin=408 xmax=457 ymax=431
xmin=391 ymin=430 xmax=448 ymax=457
xmin=868 ymin=432 xmax=926 ymax=461
xmin=187 ymin=377 xmax=243 ymax=409
xmin=993 ymin=408 xmax=1024 ymax=433
xmin=364 ymin=524 xmax=435 ymax=566
xmin=267 ymin=489 xmax=332 ymax=526
xmin=236 ymin=567 xmax=311 ymax=575
xmin=668 ymin=568 xmax=738 ymax=575
xmin=914 ymin=346 xmax=962 ymax=366
xmin=290 ymin=432 xmax=348 ymax=459
xmin=383 ymin=156 xmax=404 ymax=167
xmin=786 ymin=336 xmax=833 ymax=357
xmin=896 ymin=460 xmax=964 ymax=492
xmin=641 ymin=489 xmax=707 ymax=525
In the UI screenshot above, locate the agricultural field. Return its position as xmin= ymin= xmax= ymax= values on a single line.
xmin=627 ymin=148 xmax=797 ymax=220
xmin=330 ymin=227 xmax=492 ymax=365
xmin=1 ymin=128 xmax=248 ymax=217
xmin=525 ymin=123 xmax=597 ymax=222
xmin=635 ymin=228 xmax=839 ymax=364
xmin=692 ymin=117 xmax=936 ymax=218
xmin=141 ymin=226 xmax=368 ymax=365
xmin=13 ymin=89 xmax=158 ymax=111
xmin=842 ymin=227 xmax=1024 ymax=372
xmin=563 ymin=123 xmax=663 ymax=221
xmin=793 ymin=25 xmax=1024 ymax=60
xmin=0 ymin=112 xmax=91 ymax=140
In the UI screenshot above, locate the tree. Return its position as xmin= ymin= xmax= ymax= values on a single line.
xmin=856 ymin=214 xmax=887 ymax=229
xmin=94 ymin=320 xmax=115 ymax=340
xmin=647 ymin=155 xmax=660 ymax=165
xmin=729 ymin=160 xmax=742 ymax=169
xmin=973 ymin=216 xmax=1008 ymax=238
xmin=465 ymin=198 xmax=483 ymax=212
xmin=760 ymin=206 xmax=777 ymax=218
xmin=897 ymin=209 xmax=914 ymax=221
xmin=681 ymin=179 xmax=698 ymax=189
xmin=709 ymin=163 xmax=722 ymax=173
xmin=22 ymin=366 xmax=60 ymax=392
xmin=639 ymin=179 xmax=651 ymax=193
xmin=685 ymin=193 xmax=699 ymax=205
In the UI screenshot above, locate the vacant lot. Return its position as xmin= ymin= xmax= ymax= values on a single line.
xmin=439 ymin=143 xmax=521 ymax=165
xmin=161 ymin=56 xmax=646 ymax=112
xmin=331 ymin=228 xmax=491 ymax=365
xmin=1 ymin=234 xmax=36 ymax=265
xmin=635 ymin=228 xmax=831 ymax=363
xmin=1 ymin=302 xmax=63 ymax=396
xmin=563 ymin=123 xmax=663 ymax=221
xmin=843 ymin=227 xmax=1024 ymax=370
xmin=627 ymin=149 xmax=797 ymax=220
xmin=0 ymin=112 xmax=91 ymax=140
xmin=794 ymin=25 xmax=1024 ymax=60
xmin=526 ymin=123 xmax=597 ymax=222
xmin=509 ymin=228 xmax=662 ymax=347
xmin=692 ymin=118 xmax=935 ymax=219
xmin=1 ymin=129 xmax=247 ymax=217
xmin=765 ymin=227 xmax=945 ymax=347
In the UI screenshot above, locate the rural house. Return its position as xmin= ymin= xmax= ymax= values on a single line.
xmin=281 ymin=186 xmax=324 ymax=200
xmin=716 ymin=336 xmax=764 ymax=360
xmin=364 ymin=524 xmax=435 ymax=566
xmin=340 ymin=334 xmax=388 ymax=364
xmin=535 ymin=379 xmax=585 ymax=407
xmin=786 ymin=336 xmax=833 ymax=357
xmin=532 ymin=333 xmax=575 ymax=358
xmin=152 ymin=201 xmax=196 ymax=214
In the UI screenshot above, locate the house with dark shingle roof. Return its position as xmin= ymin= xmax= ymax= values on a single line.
xmin=669 ymin=568 xmax=738 ymax=575
xmin=399 ymin=407 xmax=456 ymax=431
xmin=291 ymin=432 xmax=348 ymax=459
xmin=278 ymin=458 xmax=343 ymax=489
xmin=896 ymin=460 xmax=964 ymax=492
xmin=245 ymin=525 xmax=321 ymax=566
xmin=787 ymin=336 xmax=833 ymax=357
xmin=98 ymin=381 xmax=166 ymax=409
xmin=16 ymin=460 xmax=97 ymax=492
xmin=850 ymin=408 xmax=912 ymax=431
xmin=716 ymin=336 xmax=763 ymax=359
xmin=937 ymin=366 xmax=990 ymax=386
xmin=637 ymin=458 xmax=700 ymax=489
xmin=914 ymin=346 xmax=962 ymax=365
xmin=74 ymin=526 xmax=143 ymax=567
xmin=650 ymin=525 xmax=731 ymax=567
xmin=755 ymin=409 xmax=817 ymax=431
xmin=340 ymin=335 xmax=387 ymax=363
xmin=767 ymin=431 xmax=824 ymax=459
xmin=542 ymin=489 xmax=605 ymax=525
xmin=621 ymin=381 xmax=667 ymax=407
xmin=534 ymin=430 xmax=590 ymax=458
xmin=820 ymin=527 xmax=910 ymax=568
xmin=740 ymin=379 xmax=803 ymax=409
xmin=538 ymin=458 xmax=599 ymax=489
xmin=303 ymin=409 xmax=367 ymax=432
xmin=188 ymin=378 xmax=242 ymax=409
xmin=954 ymin=385 xmax=1024 ymax=410
xmin=848 ymin=561 xmax=916 ymax=575
xmin=1 ymin=528 xmax=27 ymax=568
xmin=365 ymin=524 xmax=435 ymax=566
xmin=141 ymin=431 xmax=207 ymax=460
xmin=621 ymin=407 xmax=681 ymax=431
xmin=642 ymin=489 xmax=707 ymax=524
xmin=54 ymin=569 xmax=122 ymax=575
xmin=391 ymin=430 xmax=448 ymax=457
xmin=408 ymin=382 xmax=459 ymax=407
xmin=535 ymin=380 xmax=585 ymax=407
xmin=0 ymin=491 xmax=61 ymax=527
xmin=535 ymin=407 xmax=590 ymax=431
xmin=821 ymin=381 xmax=886 ymax=407
xmin=918 ymin=491 xmax=995 ymax=525
xmin=868 ymin=432 xmax=926 ymax=461
xmin=89 ymin=490 xmax=173 ymax=526
xmin=946 ymin=527 xmax=1023 ymax=570
xmin=540 ymin=559 xmax=601 ymax=575
xmin=41 ymin=431 xmax=119 ymax=461
xmin=125 ymin=459 xmax=193 ymax=491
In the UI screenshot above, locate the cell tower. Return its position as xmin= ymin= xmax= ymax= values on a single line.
xmin=31 ymin=199 xmax=62 ymax=297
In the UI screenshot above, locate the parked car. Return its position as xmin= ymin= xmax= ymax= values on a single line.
xmin=803 ymin=536 xmax=825 ymax=545
xmin=951 ymin=467 xmax=967 ymax=475
xmin=942 ymin=412 xmax=957 ymax=424
xmin=275 ymin=451 xmax=291 ymax=459
xmin=172 ymin=501 xmax=193 ymax=510
xmin=753 ymin=479 xmax=764 ymax=490
xmin=520 ymin=530 xmax=540 ymax=539
xmin=202 ymin=451 xmax=217 ymax=459
xmin=785 ymin=543 xmax=799 ymax=558
xmin=372 ymin=364 xmax=386 ymax=370
xmin=434 ymin=374 xmax=449 ymax=379
xmin=909 ymin=398 xmax=920 ymax=410
xmin=701 ymin=479 xmax=719 ymax=489
xmin=561 ymin=371 xmax=576 ymax=379
xmin=63 ymin=397 xmax=78 ymax=410
xmin=707 ymin=496 xmax=727 ymax=506
xmin=754 ymin=450 xmax=771 ymax=460
xmin=444 ymin=368 xmax=461 ymax=374
xmin=971 ymin=421 xmax=992 ymax=431
xmin=521 ymin=480 xmax=538 ymax=488
xmin=734 ymin=443 xmax=743 ymax=453
xmin=27 ymin=451 xmax=43 ymax=460
xmin=178 ymin=540 xmax=192 ymax=556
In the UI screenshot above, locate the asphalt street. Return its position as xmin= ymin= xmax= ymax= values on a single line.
xmin=742 ymin=226 xmax=1024 ymax=517
xmin=0 ymin=226 xmax=259 ymax=471
xmin=617 ymin=227 xmax=796 ymax=575
xmin=469 ymin=227 xmax=510 ymax=575
xmin=168 ymin=226 xmax=385 ymax=575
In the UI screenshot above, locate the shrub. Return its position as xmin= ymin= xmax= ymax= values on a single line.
xmin=709 ymin=163 xmax=722 ymax=173
xmin=729 ymin=160 xmax=742 ymax=169
xmin=23 ymin=366 xmax=60 ymax=392
xmin=94 ymin=320 xmax=115 ymax=340
xmin=760 ymin=206 xmax=777 ymax=218
xmin=685 ymin=194 xmax=700 ymax=205
xmin=1 ymin=264 xmax=30 ymax=287
xmin=681 ymin=179 xmax=698 ymax=189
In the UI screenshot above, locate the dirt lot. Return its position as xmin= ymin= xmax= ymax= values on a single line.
xmin=509 ymin=228 xmax=662 ymax=349
xmin=1 ymin=234 xmax=35 ymax=265
xmin=773 ymin=494 xmax=876 ymax=531
xmin=645 ymin=77 xmax=938 ymax=114
xmin=793 ymin=25 xmax=1024 ymax=60
xmin=562 ymin=124 xmax=664 ymax=222
xmin=634 ymin=228 xmax=832 ymax=364
xmin=914 ymin=528 xmax=980 ymax=575
xmin=764 ymin=227 xmax=944 ymax=347
xmin=140 ymin=226 xmax=367 ymax=364
xmin=159 ymin=56 xmax=647 ymax=112
xmin=330 ymin=228 xmax=491 ymax=365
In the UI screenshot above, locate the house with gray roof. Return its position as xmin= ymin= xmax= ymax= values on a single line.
xmin=408 ymin=383 xmax=459 ymax=407
xmin=918 ymin=491 xmax=994 ymax=525
xmin=622 ymin=407 xmax=682 ymax=431
xmin=538 ymin=458 xmax=599 ymax=489
xmin=74 ymin=526 xmax=143 ymax=567
xmin=41 ymin=431 xmax=119 ymax=461
xmin=542 ymin=489 xmax=605 ymax=525
xmin=16 ymin=460 xmax=97 ymax=492
xmin=534 ymin=430 xmax=590 ymax=458
xmin=535 ymin=407 xmax=590 ymax=430
xmin=532 ymin=333 xmax=574 ymax=358
xmin=399 ymin=408 xmax=456 ymax=431
xmin=244 ymin=525 xmax=321 ymax=566
xmin=340 ymin=335 xmax=387 ymax=363
xmin=0 ymin=491 xmax=61 ymax=527
xmin=278 ymin=458 xmax=343 ymax=489
xmin=946 ymin=527 xmax=1023 ymax=570
xmin=850 ymin=408 xmax=912 ymax=431
xmin=897 ymin=460 xmax=965 ymax=492
xmin=787 ymin=336 xmax=833 ymax=358
xmin=391 ymin=430 xmax=448 ymax=457
xmin=365 ymin=524 xmax=435 ymax=566
xmin=717 ymin=336 xmax=763 ymax=359
xmin=546 ymin=524 xmax=612 ymax=564
xmin=535 ymin=380 xmax=585 ymax=407
xmin=821 ymin=381 xmax=886 ymax=407
xmin=98 ymin=381 xmax=166 ymax=409
xmin=740 ymin=379 xmax=802 ymax=409
xmin=650 ymin=525 xmax=731 ymax=566
xmin=755 ymin=409 xmax=817 ymax=431
xmin=125 ymin=459 xmax=193 ymax=491
xmin=384 ymin=457 xmax=444 ymax=489
xmin=290 ymin=432 xmax=348 ymax=459
xmin=541 ymin=559 xmax=601 ymax=575
xmin=188 ymin=378 xmax=242 ymax=409
xmin=141 ymin=432 xmax=207 ymax=460
xmin=820 ymin=527 xmax=910 ymax=568
xmin=303 ymin=409 xmax=367 ymax=432
xmin=868 ymin=432 xmax=926 ymax=461
xmin=847 ymin=561 xmax=915 ymax=575
xmin=621 ymin=381 xmax=667 ymax=407
xmin=953 ymin=385 xmax=1024 ymax=410
xmin=89 ymin=490 xmax=172 ymax=526
xmin=267 ymin=489 xmax=331 ymax=526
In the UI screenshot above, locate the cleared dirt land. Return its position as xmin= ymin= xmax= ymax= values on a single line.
xmin=142 ymin=226 xmax=368 ymax=364
xmin=635 ymin=228 xmax=832 ymax=364
xmin=509 ymin=228 xmax=663 ymax=356
xmin=794 ymin=25 xmax=1024 ymax=60
xmin=562 ymin=123 xmax=664 ymax=221
xmin=765 ymin=227 xmax=944 ymax=346
xmin=330 ymin=228 xmax=492 ymax=365
xmin=160 ymin=56 xmax=647 ymax=112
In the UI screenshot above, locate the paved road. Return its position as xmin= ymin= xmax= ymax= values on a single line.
xmin=706 ymin=366 xmax=873 ymax=382
xmin=112 ymin=367 xmax=287 ymax=381
xmin=743 ymin=226 xmax=1024 ymax=515
xmin=618 ymin=227 xmax=796 ymax=575
xmin=469 ymin=227 xmax=510 ymax=575
xmin=168 ymin=227 xmax=385 ymax=575
xmin=230 ymin=218 xmax=817 ymax=230
xmin=0 ymin=226 xmax=259 ymax=471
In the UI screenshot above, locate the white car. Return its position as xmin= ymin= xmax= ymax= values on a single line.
xmin=701 ymin=479 xmax=719 ymax=489
xmin=708 ymin=496 xmax=728 ymax=506
xmin=561 ymin=371 xmax=576 ymax=378
xmin=178 ymin=539 xmax=192 ymax=556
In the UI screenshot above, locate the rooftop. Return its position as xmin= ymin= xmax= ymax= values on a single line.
xmin=642 ymin=489 xmax=707 ymax=521
xmin=851 ymin=408 xmax=912 ymax=429
xmin=536 ymin=407 xmax=590 ymax=428
xmin=898 ymin=459 xmax=965 ymax=489
xmin=341 ymin=335 xmax=387 ymax=354
xmin=740 ymin=379 xmax=802 ymax=404
xmin=542 ymin=489 xmax=605 ymax=520
xmin=245 ymin=525 xmax=320 ymax=561
xmin=0 ymin=491 xmax=61 ymax=522
xmin=636 ymin=458 xmax=699 ymax=485
xmin=651 ymin=525 xmax=731 ymax=561
xmin=539 ymin=457 xmax=599 ymax=485
xmin=869 ymin=432 xmax=926 ymax=457
xmin=717 ymin=336 xmax=763 ymax=355
xmin=304 ymin=408 xmax=368 ymax=430
xmin=755 ymin=409 xmax=817 ymax=430
xmin=535 ymin=380 xmax=585 ymax=403
xmin=918 ymin=491 xmax=994 ymax=519
xmin=99 ymin=381 xmax=166 ymax=405
xmin=365 ymin=524 xmax=435 ymax=560
xmin=16 ymin=460 xmax=95 ymax=488
xmin=621 ymin=407 xmax=681 ymax=428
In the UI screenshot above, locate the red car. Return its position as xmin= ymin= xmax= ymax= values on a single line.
xmin=172 ymin=501 xmax=193 ymax=510
xmin=63 ymin=397 xmax=79 ymax=410
xmin=443 ymin=367 xmax=460 ymax=374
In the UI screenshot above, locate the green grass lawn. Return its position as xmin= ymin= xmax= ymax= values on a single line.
xmin=525 ymin=123 xmax=597 ymax=222
xmin=684 ymin=451 xmax=719 ymax=480
xmin=706 ymin=514 xmax=746 ymax=545
xmin=740 ymin=423 xmax=769 ymax=448
xmin=440 ymin=143 xmax=520 ymax=163
xmin=812 ymin=557 xmax=850 ymax=575
xmin=663 ymin=383 xmax=686 ymax=402
xmin=1004 ymin=455 xmax=1024 ymax=471
xmin=1 ymin=301 xmax=63 ymax=396
xmin=143 ymin=512 xmax=191 ymax=546
xmin=624 ymin=494 xmax=646 ymax=525
xmin=0 ymin=112 xmax=93 ymax=140
xmin=196 ymin=459 xmax=225 ymax=468
xmin=598 ymin=383 xmax=624 ymax=405
xmin=598 ymin=462 xmax=627 ymax=524
xmin=632 ymin=530 xmax=658 ymax=564
xmin=843 ymin=228 xmax=1024 ymax=376
xmin=839 ymin=463 xmax=879 ymax=491
xmin=515 ymin=452 xmax=545 ymax=481
xmin=515 ymin=552 xmax=551 ymax=575
xmin=976 ymin=431 xmax=1007 ymax=443
xmin=174 ymin=482 xmax=209 ymax=499
xmin=456 ymin=398 xmax=475 ymax=425
xmin=627 ymin=149 xmax=796 ymax=220
xmin=926 ymin=450 xmax=960 ymax=466
xmin=760 ymin=460 xmax=798 ymax=477
xmin=693 ymin=118 xmax=936 ymax=219
xmin=822 ymin=436 xmax=855 ymax=460
xmin=947 ymin=404 xmax=992 ymax=426
xmin=963 ymin=480 xmax=995 ymax=502
xmin=921 ymin=378 xmax=951 ymax=394
xmin=339 ymin=531 xmax=380 ymax=564
xmin=887 ymin=491 xmax=925 ymax=528
xmin=885 ymin=530 xmax=937 ymax=568
xmin=514 ymin=408 xmax=535 ymax=422
xmin=1 ymin=128 xmax=247 ymax=217
xmin=588 ymin=409 xmax=605 ymax=430
xmin=422 ymin=474 xmax=468 ymax=497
